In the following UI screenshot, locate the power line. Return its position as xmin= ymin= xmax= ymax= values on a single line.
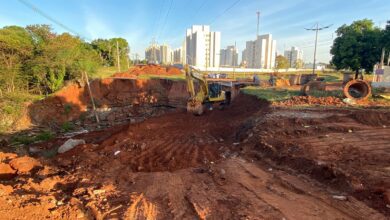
xmin=193 ymin=0 xmax=208 ymax=18
xmin=300 ymin=40 xmax=333 ymax=49
xmin=288 ymin=37 xmax=333 ymax=48
xmin=152 ymin=0 xmax=167 ymax=39
xmin=17 ymin=0 xmax=91 ymax=41
xmin=210 ymin=0 xmax=242 ymax=25
xmin=157 ymin=0 xmax=174 ymax=40
xmin=305 ymin=23 xmax=332 ymax=73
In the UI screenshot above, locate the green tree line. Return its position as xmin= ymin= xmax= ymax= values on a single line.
xmin=331 ymin=19 xmax=390 ymax=77
xmin=0 ymin=24 xmax=130 ymax=95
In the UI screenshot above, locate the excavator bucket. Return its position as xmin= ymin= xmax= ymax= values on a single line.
xmin=187 ymin=100 xmax=204 ymax=115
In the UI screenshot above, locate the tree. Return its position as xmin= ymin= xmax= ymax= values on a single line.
xmin=0 ymin=24 xmax=122 ymax=95
xmin=69 ymin=43 xmax=101 ymax=79
xmin=295 ymin=59 xmax=304 ymax=69
xmin=26 ymin=24 xmax=54 ymax=45
xmin=275 ymin=55 xmax=289 ymax=69
xmin=26 ymin=31 xmax=100 ymax=93
xmin=0 ymin=26 xmax=33 ymax=93
xmin=91 ymin=38 xmax=130 ymax=70
xmin=330 ymin=19 xmax=382 ymax=78
xmin=91 ymin=39 xmax=113 ymax=66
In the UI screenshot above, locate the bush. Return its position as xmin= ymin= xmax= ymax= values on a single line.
xmin=61 ymin=121 xmax=74 ymax=132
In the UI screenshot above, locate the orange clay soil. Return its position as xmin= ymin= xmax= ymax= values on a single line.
xmin=0 ymin=94 xmax=389 ymax=219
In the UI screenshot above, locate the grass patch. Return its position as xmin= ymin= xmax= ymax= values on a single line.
xmin=11 ymin=130 xmax=55 ymax=145
xmin=10 ymin=134 xmax=36 ymax=145
xmin=91 ymin=66 xmax=119 ymax=79
xmin=242 ymin=85 xmax=345 ymax=102
xmin=61 ymin=121 xmax=74 ymax=132
xmin=35 ymin=130 xmax=55 ymax=141
xmin=138 ymin=74 xmax=185 ymax=81
xmin=242 ymin=87 xmax=300 ymax=102
xmin=0 ymin=92 xmax=43 ymax=133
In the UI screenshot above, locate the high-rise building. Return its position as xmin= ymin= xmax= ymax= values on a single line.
xmin=220 ymin=45 xmax=238 ymax=67
xmin=242 ymin=34 xmax=276 ymax=69
xmin=186 ymin=25 xmax=221 ymax=68
xmin=173 ymin=48 xmax=182 ymax=64
xmin=145 ymin=43 xmax=173 ymax=64
xmin=284 ymin=46 xmax=303 ymax=68
xmin=160 ymin=44 xmax=172 ymax=65
xmin=145 ymin=44 xmax=161 ymax=64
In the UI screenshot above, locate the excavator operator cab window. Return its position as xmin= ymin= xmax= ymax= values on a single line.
xmin=208 ymin=83 xmax=222 ymax=98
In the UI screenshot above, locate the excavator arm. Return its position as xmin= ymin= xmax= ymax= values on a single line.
xmin=185 ymin=65 xmax=208 ymax=115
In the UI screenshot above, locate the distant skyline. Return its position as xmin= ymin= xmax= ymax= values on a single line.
xmin=1 ymin=0 xmax=389 ymax=63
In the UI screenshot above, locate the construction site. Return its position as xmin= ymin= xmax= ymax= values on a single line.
xmin=0 ymin=63 xmax=389 ymax=219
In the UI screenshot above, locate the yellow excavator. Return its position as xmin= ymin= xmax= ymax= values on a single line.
xmin=185 ymin=65 xmax=233 ymax=115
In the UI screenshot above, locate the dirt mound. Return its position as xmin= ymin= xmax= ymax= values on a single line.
xmin=275 ymin=78 xmax=290 ymax=87
xmin=0 ymin=155 xmax=42 ymax=180
xmin=122 ymin=64 xmax=182 ymax=76
xmin=274 ymin=96 xmax=345 ymax=106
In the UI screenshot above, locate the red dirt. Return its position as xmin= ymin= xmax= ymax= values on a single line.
xmin=245 ymin=108 xmax=390 ymax=215
xmin=27 ymin=78 xmax=188 ymax=127
xmin=1 ymin=94 xmax=389 ymax=219
xmin=114 ymin=64 xmax=182 ymax=77
xmin=9 ymin=156 xmax=42 ymax=174
xmin=274 ymin=96 xmax=346 ymax=106
xmin=0 ymin=163 xmax=16 ymax=180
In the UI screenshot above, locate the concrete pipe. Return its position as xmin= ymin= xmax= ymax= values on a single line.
xmin=343 ymin=79 xmax=371 ymax=100
xmin=300 ymin=81 xmax=326 ymax=96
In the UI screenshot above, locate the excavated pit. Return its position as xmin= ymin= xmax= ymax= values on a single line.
xmin=2 ymin=91 xmax=390 ymax=218
xmin=53 ymin=94 xmax=268 ymax=172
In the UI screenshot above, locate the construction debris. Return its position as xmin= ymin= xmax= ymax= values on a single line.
xmin=58 ymin=139 xmax=86 ymax=153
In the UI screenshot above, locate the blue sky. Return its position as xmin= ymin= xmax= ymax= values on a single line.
xmin=1 ymin=0 xmax=389 ymax=63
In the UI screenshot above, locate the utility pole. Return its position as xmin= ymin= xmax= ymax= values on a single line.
xmin=305 ymin=23 xmax=332 ymax=74
xmin=380 ymin=48 xmax=385 ymax=68
xmin=387 ymin=51 xmax=390 ymax=66
xmin=83 ymin=71 xmax=100 ymax=123
xmin=116 ymin=40 xmax=121 ymax=72
xmin=256 ymin=11 xmax=260 ymax=37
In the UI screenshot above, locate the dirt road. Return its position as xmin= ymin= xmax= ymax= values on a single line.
xmin=0 ymin=94 xmax=388 ymax=219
